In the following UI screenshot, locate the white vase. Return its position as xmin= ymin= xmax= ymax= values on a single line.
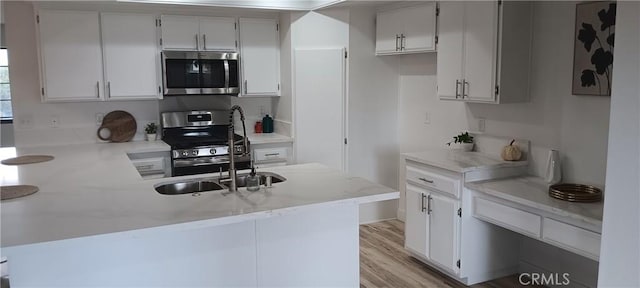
xmin=146 ymin=133 xmax=157 ymax=141
xmin=545 ymin=150 xmax=562 ymax=184
xmin=449 ymin=142 xmax=474 ymax=152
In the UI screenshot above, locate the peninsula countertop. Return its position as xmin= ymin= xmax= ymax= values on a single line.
xmin=0 ymin=143 xmax=397 ymax=248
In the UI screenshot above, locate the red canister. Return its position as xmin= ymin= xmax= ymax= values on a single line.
xmin=254 ymin=121 xmax=263 ymax=133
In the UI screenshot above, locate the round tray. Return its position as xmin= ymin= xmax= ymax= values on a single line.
xmin=549 ymin=183 xmax=602 ymax=203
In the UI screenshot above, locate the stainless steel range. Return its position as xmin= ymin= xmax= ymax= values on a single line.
xmin=161 ymin=110 xmax=251 ymax=176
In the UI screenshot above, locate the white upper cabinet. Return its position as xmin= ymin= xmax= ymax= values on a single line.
xmin=239 ymin=18 xmax=280 ymax=96
xmin=161 ymin=15 xmax=237 ymax=52
xmin=437 ymin=1 xmax=532 ymax=104
xmin=101 ymin=13 xmax=160 ymax=100
xmin=38 ymin=10 xmax=104 ymax=101
xmin=436 ymin=2 xmax=464 ymax=100
xmin=160 ymin=15 xmax=200 ymax=51
xmin=376 ymin=2 xmax=437 ymax=55
xmin=199 ymin=17 xmax=238 ymax=51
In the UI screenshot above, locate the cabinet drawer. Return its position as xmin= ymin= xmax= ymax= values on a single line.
xmin=406 ymin=165 xmax=460 ymax=197
xmin=542 ymin=218 xmax=601 ymax=260
xmin=473 ymin=197 xmax=541 ymax=238
xmin=254 ymin=147 xmax=289 ymax=163
xmin=131 ymin=157 xmax=165 ymax=175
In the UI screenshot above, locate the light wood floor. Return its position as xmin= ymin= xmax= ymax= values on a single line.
xmin=360 ymin=220 xmax=531 ymax=288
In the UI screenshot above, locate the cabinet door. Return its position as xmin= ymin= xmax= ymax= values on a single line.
xmin=101 ymin=13 xmax=160 ymax=100
xmin=38 ymin=10 xmax=103 ymax=101
xmin=436 ymin=2 xmax=465 ymax=100
xmin=401 ymin=3 xmax=436 ymax=52
xmin=428 ymin=192 xmax=460 ymax=273
xmin=375 ymin=9 xmax=403 ymax=54
xmin=405 ymin=185 xmax=429 ymax=257
xmin=161 ymin=15 xmax=200 ymax=51
xmin=199 ymin=17 xmax=237 ymax=51
xmin=462 ymin=2 xmax=499 ymax=102
xmin=239 ymin=18 xmax=280 ymax=96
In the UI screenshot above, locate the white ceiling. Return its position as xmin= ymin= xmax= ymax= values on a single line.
xmin=119 ymin=0 xmax=345 ymax=11
xmin=118 ymin=0 xmax=404 ymax=11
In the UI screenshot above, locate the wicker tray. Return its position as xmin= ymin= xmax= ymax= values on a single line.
xmin=549 ymin=183 xmax=602 ymax=203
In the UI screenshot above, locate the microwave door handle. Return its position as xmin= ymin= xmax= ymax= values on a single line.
xmin=224 ymin=59 xmax=230 ymax=90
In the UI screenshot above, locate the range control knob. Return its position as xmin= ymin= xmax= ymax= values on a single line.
xmin=181 ymin=151 xmax=189 ymax=157
xmin=209 ymin=148 xmax=217 ymax=155
xmin=192 ymin=150 xmax=199 ymax=156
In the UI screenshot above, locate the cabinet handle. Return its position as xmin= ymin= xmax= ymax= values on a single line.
xmin=203 ymin=34 xmax=207 ymax=50
xmin=427 ymin=195 xmax=433 ymax=214
xmin=462 ymin=80 xmax=469 ymax=98
xmin=107 ymin=81 xmax=111 ymax=98
xmin=401 ymin=34 xmax=406 ymax=50
xmin=96 ymin=81 xmax=100 ymax=98
xmin=264 ymin=153 xmax=280 ymax=157
xmin=195 ymin=34 xmax=199 ymax=50
xmin=418 ymin=177 xmax=434 ymax=184
xmin=395 ymin=34 xmax=400 ymax=51
xmin=455 ymin=80 xmax=461 ymax=98
xmin=421 ymin=194 xmax=426 ymax=212
xmin=244 ymin=80 xmax=248 ymax=93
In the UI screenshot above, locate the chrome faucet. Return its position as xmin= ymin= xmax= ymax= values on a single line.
xmin=226 ymin=105 xmax=249 ymax=192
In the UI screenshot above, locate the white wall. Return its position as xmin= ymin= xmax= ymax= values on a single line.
xmin=272 ymin=12 xmax=292 ymax=136
xmin=347 ymin=7 xmax=399 ymax=223
xmin=289 ymin=8 xmax=398 ymax=223
xmin=598 ymin=2 xmax=640 ymax=287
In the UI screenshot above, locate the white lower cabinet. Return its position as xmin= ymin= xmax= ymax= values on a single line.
xmin=428 ymin=192 xmax=460 ymax=272
xmin=405 ymin=185 xmax=429 ymax=256
xmin=405 ymin=182 xmax=461 ymax=275
xmin=403 ymin=159 xmax=524 ymax=286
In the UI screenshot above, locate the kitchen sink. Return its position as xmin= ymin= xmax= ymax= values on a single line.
xmin=155 ymin=180 xmax=226 ymax=195
xmin=219 ymin=172 xmax=286 ymax=188
xmin=154 ymin=172 xmax=286 ymax=195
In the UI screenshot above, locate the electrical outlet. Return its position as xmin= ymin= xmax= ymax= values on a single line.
xmin=424 ymin=112 xmax=431 ymax=124
xmin=96 ymin=113 xmax=104 ymax=126
xmin=478 ymin=118 xmax=486 ymax=132
xmin=50 ymin=116 xmax=60 ymax=128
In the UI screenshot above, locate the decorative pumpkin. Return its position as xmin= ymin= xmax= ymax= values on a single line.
xmin=501 ymin=140 xmax=522 ymax=161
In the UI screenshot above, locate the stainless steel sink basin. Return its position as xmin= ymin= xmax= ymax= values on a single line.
xmin=219 ymin=172 xmax=286 ymax=188
xmin=155 ymin=180 xmax=225 ymax=195
xmin=154 ymin=172 xmax=286 ymax=195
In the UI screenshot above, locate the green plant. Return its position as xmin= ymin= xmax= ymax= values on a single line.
xmin=447 ymin=132 xmax=474 ymax=146
xmin=144 ymin=122 xmax=157 ymax=134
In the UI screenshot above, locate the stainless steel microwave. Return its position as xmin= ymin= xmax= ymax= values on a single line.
xmin=161 ymin=51 xmax=239 ymax=96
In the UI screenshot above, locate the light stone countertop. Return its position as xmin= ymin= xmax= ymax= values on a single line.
xmin=246 ymin=133 xmax=294 ymax=145
xmin=466 ymin=176 xmax=603 ymax=229
xmin=0 ymin=142 xmax=397 ymax=248
xmin=402 ymin=149 xmax=528 ymax=173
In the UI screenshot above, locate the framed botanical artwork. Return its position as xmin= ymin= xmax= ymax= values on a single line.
xmin=572 ymin=1 xmax=616 ymax=96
